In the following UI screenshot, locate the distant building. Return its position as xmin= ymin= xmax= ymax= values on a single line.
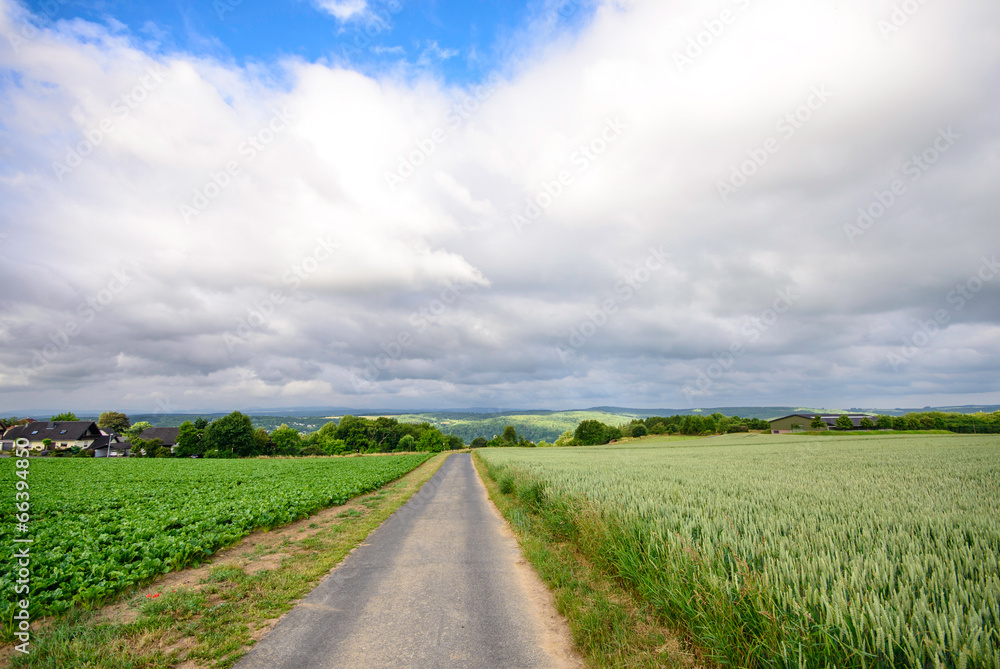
xmin=138 ymin=427 xmax=181 ymax=452
xmin=90 ymin=434 xmax=132 ymax=458
xmin=2 ymin=421 xmax=103 ymax=451
xmin=769 ymin=413 xmax=876 ymax=433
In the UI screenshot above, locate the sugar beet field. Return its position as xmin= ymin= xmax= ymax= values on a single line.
xmin=478 ymin=434 xmax=1000 ymax=669
xmin=0 ymin=454 xmax=429 ymax=631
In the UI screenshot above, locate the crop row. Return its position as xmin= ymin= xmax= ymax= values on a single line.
xmin=0 ymin=454 xmax=428 ymax=625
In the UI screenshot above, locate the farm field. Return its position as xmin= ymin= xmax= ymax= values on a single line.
xmin=0 ymin=454 xmax=429 ymax=630
xmin=477 ymin=433 xmax=1000 ymax=668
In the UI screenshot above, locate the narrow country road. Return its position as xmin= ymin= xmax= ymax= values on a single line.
xmin=235 ymin=453 xmax=583 ymax=669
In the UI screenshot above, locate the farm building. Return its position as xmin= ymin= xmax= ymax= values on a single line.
xmin=769 ymin=413 xmax=876 ymax=433
xmin=1 ymin=421 xmax=104 ymax=451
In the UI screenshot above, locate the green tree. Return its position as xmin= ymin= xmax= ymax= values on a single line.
xmin=445 ymin=435 xmax=465 ymax=450
xmin=397 ymin=435 xmax=416 ymax=452
xmin=875 ymin=415 xmax=892 ymax=430
xmin=133 ymin=437 xmax=166 ymax=458
xmin=646 ymin=419 xmax=667 ymax=434
xmin=97 ymin=411 xmax=130 ymax=433
xmin=271 ymin=425 xmax=302 ymax=454
xmin=575 ymin=420 xmax=610 ymax=446
xmin=860 ymin=417 xmax=875 ymax=430
xmin=51 ymin=412 xmax=78 ymax=422
xmin=417 ymin=430 xmax=444 ymax=453
xmin=253 ymin=427 xmax=272 ymax=455
xmin=470 ymin=437 xmax=487 ymax=449
xmin=810 ymin=415 xmax=826 ymax=429
xmin=336 ymin=415 xmax=373 ymax=452
xmin=125 ymin=421 xmax=153 ymax=443
xmin=835 ymin=414 xmax=854 ymax=430
xmin=631 ymin=423 xmax=648 ymax=437
xmin=193 ymin=417 xmax=209 ymax=430
xmin=501 ymin=425 xmax=519 ymax=444
xmin=553 ymin=430 xmax=576 ymax=447
xmin=175 ymin=421 xmax=204 ymax=457
xmin=204 ymin=412 xmax=255 ymax=457
xmin=319 ymin=438 xmax=347 ymax=455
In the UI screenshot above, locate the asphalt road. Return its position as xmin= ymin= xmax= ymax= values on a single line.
xmin=236 ymin=453 xmax=581 ymax=669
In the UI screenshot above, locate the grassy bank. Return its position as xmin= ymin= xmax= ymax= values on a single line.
xmin=473 ymin=452 xmax=706 ymax=669
xmin=3 ymin=453 xmax=449 ymax=668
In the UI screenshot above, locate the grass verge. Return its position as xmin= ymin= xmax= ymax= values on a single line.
xmin=472 ymin=452 xmax=709 ymax=669
xmin=2 ymin=453 xmax=449 ymax=669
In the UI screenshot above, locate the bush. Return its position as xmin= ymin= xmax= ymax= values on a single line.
xmin=499 ymin=473 xmax=516 ymax=495
xmin=631 ymin=424 xmax=648 ymax=438
xmin=518 ymin=480 xmax=546 ymax=508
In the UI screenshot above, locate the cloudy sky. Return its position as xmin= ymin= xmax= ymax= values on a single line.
xmin=1 ymin=0 xmax=998 ymax=414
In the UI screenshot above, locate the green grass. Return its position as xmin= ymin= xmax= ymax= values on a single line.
xmin=477 ymin=433 xmax=1000 ymax=669
xmin=473 ymin=454 xmax=701 ymax=668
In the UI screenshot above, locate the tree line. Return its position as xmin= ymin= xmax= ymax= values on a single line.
xmin=814 ymin=411 xmax=1000 ymax=433
xmin=4 ymin=409 xmax=997 ymax=458
xmin=163 ymin=413 xmax=465 ymax=458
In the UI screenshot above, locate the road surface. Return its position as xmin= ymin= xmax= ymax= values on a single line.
xmin=235 ymin=452 xmax=582 ymax=669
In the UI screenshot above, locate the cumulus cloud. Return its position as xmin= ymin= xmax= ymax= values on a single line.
xmin=1 ymin=0 xmax=999 ymax=413
xmin=315 ymin=0 xmax=368 ymax=22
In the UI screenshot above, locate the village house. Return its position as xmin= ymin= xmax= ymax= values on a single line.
xmin=1 ymin=421 xmax=104 ymax=451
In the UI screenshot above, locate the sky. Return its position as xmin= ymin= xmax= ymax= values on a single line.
xmin=1 ymin=0 xmax=999 ymax=414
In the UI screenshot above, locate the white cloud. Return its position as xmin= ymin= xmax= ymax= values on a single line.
xmin=1 ymin=0 xmax=999 ymax=412
xmin=315 ymin=0 xmax=368 ymax=22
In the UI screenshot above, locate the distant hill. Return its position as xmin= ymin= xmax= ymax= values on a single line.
xmin=30 ymin=404 xmax=1000 ymax=445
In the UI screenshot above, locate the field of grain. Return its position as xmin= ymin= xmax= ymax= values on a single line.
xmin=477 ymin=433 xmax=1000 ymax=668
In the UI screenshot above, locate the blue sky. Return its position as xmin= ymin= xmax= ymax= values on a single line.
xmin=21 ymin=0 xmax=592 ymax=84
